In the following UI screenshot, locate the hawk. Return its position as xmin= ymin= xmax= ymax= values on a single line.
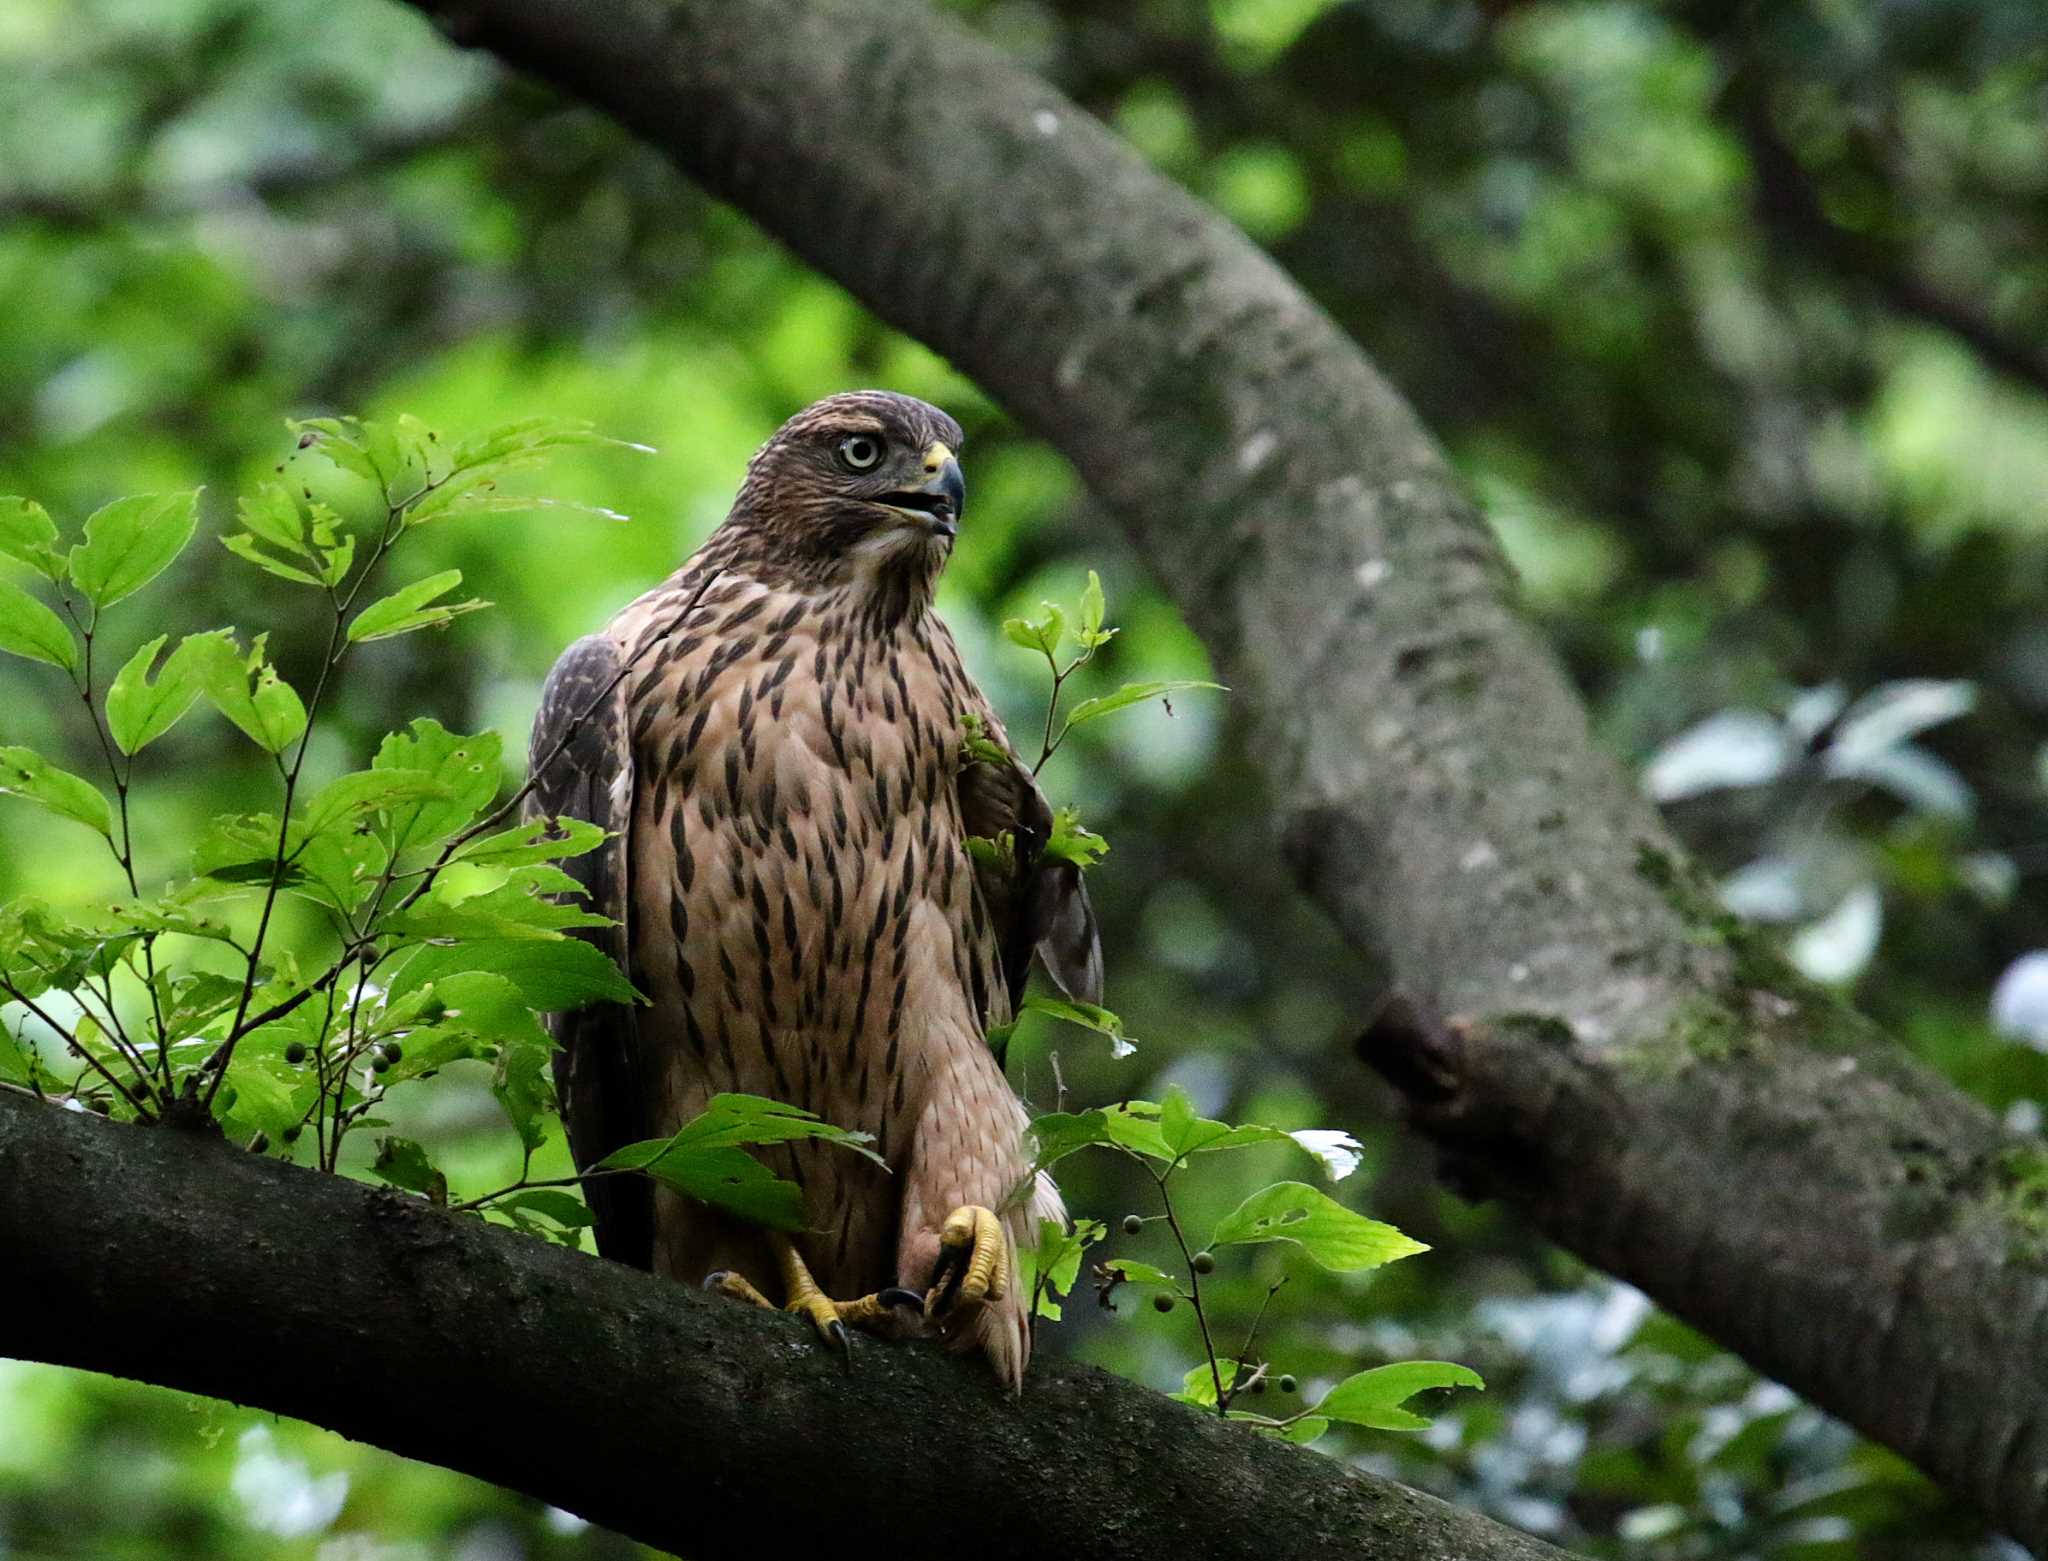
xmin=528 ymin=391 xmax=1101 ymax=1388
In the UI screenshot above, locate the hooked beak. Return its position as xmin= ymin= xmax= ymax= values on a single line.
xmin=880 ymin=442 xmax=965 ymax=539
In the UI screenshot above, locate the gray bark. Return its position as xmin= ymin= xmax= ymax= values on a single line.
xmin=0 ymin=1091 xmax=1565 ymax=1561
xmin=381 ymin=0 xmax=2048 ymax=1546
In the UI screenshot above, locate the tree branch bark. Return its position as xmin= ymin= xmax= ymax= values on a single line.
xmin=369 ymin=0 xmax=2048 ymax=1546
xmin=0 ymin=1091 xmax=1564 ymax=1561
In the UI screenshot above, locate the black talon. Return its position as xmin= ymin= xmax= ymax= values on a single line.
xmin=927 ymin=1245 xmax=967 ymax=1315
xmin=827 ymin=1318 xmax=852 ymax=1365
xmin=879 ymin=1286 xmax=924 ymax=1311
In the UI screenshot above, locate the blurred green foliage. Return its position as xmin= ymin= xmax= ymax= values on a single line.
xmin=4 ymin=0 xmax=2048 ymax=1555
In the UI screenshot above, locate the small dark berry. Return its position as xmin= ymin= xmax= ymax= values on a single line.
xmin=1152 ymin=1292 xmax=1174 ymax=1313
xmin=1251 ymin=1377 xmax=1268 ymax=1395
xmin=371 ymin=1055 xmax=391 ymax=1074
xmin=282 ymin=1126 xmax=301 ymax=1144
xmin=1121 ymin=1214 xmax=1144 ymax=1237
xmin=380 ymin=1041 xmax=403 ymax=1065
xmin=1278 ymin=1374 xmax=1298 ymax=1394
xmin=249 ymin=1132 xmax=270 ymax=1154
xmin=1192 ymin=1250 xmax=1216 ymax=1275
xmin=284 ymin=1042 xmax=308 ymax=1065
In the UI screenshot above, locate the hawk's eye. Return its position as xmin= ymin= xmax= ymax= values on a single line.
xmin=837 ymin=433 xmax=883 ymax=472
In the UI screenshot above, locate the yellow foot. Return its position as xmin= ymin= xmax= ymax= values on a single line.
xmin=925 ymin=1204 xmax=1007 ymax=1327
xmin=768 ymin=1235 xmax=922 ymax=1363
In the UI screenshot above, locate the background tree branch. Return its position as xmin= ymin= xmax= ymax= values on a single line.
xmin=368 ymin=0 xmax=2048 ymax=1546
xmin=0 ymin=1090 xmax=1565 ymax=1561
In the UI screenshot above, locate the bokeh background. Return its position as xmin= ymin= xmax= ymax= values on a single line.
xmin=4 ymin=0 xmax=2048 ymax=1555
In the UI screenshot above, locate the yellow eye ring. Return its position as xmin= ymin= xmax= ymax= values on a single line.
xmin=837 ymin=433 xmax=883 ymax=471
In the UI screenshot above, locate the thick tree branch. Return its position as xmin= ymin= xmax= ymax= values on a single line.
xmin=374 ymin=0 xmax=2048 ymax=1545
xmin=0 ymin=1092 xmax=1563 ymax=1561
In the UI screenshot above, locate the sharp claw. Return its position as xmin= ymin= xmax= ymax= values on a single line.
xmin=927 ymin=1246 xmax=966 ymax=1316
xmin=878 ymin=1286 xmax=924 ymax=1311
xmin=703 ymin=1270 xmax=732 ymax=1291
xmin=827 ymin=1318 xmax=852 ymax=1364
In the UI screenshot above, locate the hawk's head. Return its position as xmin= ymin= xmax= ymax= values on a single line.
xmin=729 ymin=391 xmax=967 ymax=594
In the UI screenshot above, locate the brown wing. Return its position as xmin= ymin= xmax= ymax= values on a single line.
xmin=526 ymin=632 xmax=654 ymax=1269
xmin=958 ymin=753 xmax=1104 ymax=1034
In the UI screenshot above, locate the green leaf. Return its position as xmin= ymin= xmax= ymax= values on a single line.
xmin=0 ymin=747 xmax=112 ymax=837
xmin=1206 ymin=1181 xmax=1429 ymax=1272
xmin=235 ymin=482 xmax=307 ymax=551
xmin=371 ymin=1136 xmax=449 ymax=1203
xmin=1021 ymin=1217 xmax=1102 ymax=1320
xmin=300 ymin=767 xmax=455 ymax=837
xmin=1059 ymin=679 xmax=1226 ymax=738
xmin=496 ymin=1189 xmax=593 ymax=1229
xmin=0 ymin=579 xmax=79 ymax=670
xmin=289 ymin=417 xmax=384 ymax=485
xmin=1020 ymin=992 xmax=1135 ymax=1057
xmin=0 ymin=1022 xmax=31 ymax=1085
xmin=373 ymin=719 xmax=501 ymax=853
xmin=0 ymin=497 xmax=65 ymax=580
xmin=387 ymin=871 xmax=605 ymax=942
xmin=1103 ymin=1257 xmax=1177 ymax=1288
xmin=1312 ymin=1361 xmax=1484 ymax=1431
xmin=1043 ymin=805 xmax=1108 ymax=869
xmin=1021 ymin=1109 xmax=1113 ymax=1178
xmin=68 ymin=491 xmax=198 ymax=608
xmin=183 ymin=631 xmax=308 ymax=753
xmin=347 ymin=569 xmax=489 ymax=643
xmin=598 ymin=1094 xmax=883 ymax=1231
xmin=453 ymin=816 xmax=606 ymax=866
xmin=391 ymin=938 xmax=640 ymax=1009
xmin=221 ymin=1065 xmax=298 ymax=1137
xmin=1002 ymin=604 xmax=1065 ymax=658
xmin=1076 ymin=569 xmax=1110 ymax=648
xmin=1171 ymin=1359 xmax=1242 ymax=1409
xmin=221 ymin=531 xmax=326 ymax=587
xmin=106 ymin=634 xmax=204 ymax=754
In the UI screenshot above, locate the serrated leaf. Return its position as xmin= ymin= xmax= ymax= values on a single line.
xmin=1206 ymin=1182 xmax=1428 ymax=1272
xmin=68 ymin=491 xmax=198 ymax=608
xmin=1059 ymin=679 xmax=1225 ymax=737
xmin=221 ymin=1065 xmax=297 ymax=1137
xmin=1002 ymin=604 xmax=1065 ymax=657
xmin=1312 ymin=1361 xmax=1484 ymax=1430
xmin=0 ymin=747 xmax=111 ymax=836
xmin=0 ymin=497 xmax=65 ymax=580
xmin=1021 ymin=1109 xmax=1113 ymax=1180
xmin=0 ymin=579 xmax=79 ymax=670
xmin=106 ymin=634 xmax=204 ymax=754
xmin=600 ymin=1094 xmax=884 ymax=1169
xmin=348 ymin=569 xmax=488 ymax=642
xmin=373 ymin=719 xmax=501 ymax=854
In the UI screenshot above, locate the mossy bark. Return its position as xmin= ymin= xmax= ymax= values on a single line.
xmin=0 ymin=1092 xmax=1565 ymax=1561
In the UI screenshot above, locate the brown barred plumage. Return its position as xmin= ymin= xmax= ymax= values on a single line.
xmin=528 ymin=391 xmax=1100 ymax=1388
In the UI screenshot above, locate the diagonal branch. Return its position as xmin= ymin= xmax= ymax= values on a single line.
xmin=0 ymin=1091 xmax=1564 ymax=1561
xmin=379 ymin=0 xmax=2048 ymax=1545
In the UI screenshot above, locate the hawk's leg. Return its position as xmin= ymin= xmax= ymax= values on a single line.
xmin=924 ymin=1205 xmax=1008 ymax=1325
xmin=706 ymin=1242 xmax=921 ymax=1361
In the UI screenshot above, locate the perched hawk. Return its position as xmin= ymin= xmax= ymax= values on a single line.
xmin=529 ymin=391 xmax=1101 ymax=1387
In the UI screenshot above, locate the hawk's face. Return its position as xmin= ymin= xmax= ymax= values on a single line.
xmin=733 ymin=391 xmax=967 ymax=586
